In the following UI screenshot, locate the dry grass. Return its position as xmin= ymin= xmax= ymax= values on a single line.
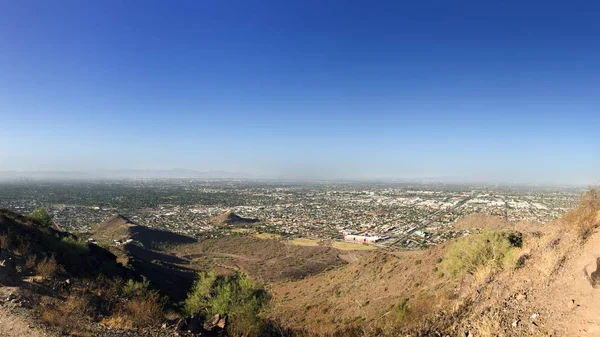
xmin=471 ymin=311 xmax=503 ymax=337
xmin=331 ymin=241 xmax=377 ymax=251
xmin=287 ymin=238 xmax=321 ymax=246
xmin=255 ymin=232 xmax=281 ymax=239
xmin=35 ymin=255 xmax=61 ymax=278
xmin=534 ymin=242 xmax=566 ymax=279
xmin=100 ymin=316 xmax=134 ymax=330
xmin=562 ymin=188 xmax=600 ymax=241
xmin=472 ymin=264 xmax=495 ymax=285
xmin=41 ymin=294 xmax=95 ymax=336
xmin=441 ymin=231 xmax=522 ymax=278
xmin=24 ymin=254 xmax=37 ymax=272
xmin=126 ymin=291 xmax=165 ymax=328
xmin=0 ymin=234 xmax=7 ymax=249
xmin=42 ymin=279 xmax=165 ymax=333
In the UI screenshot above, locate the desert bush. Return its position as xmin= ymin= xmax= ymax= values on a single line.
xmin=0 ymin=234 xmax=7 ymax=249
xmin=122 ymin=276 xmax=151 ymax=297
xmin=24 ymin=254 xmax=38 ymax=272
xmin=28 ymin=207 xmax=54 ymax=227
xmin=184 ymin=271 xmax=269 ymax=337
xmin=395 ymin=297 xmax=409 ymax=325
xmin=59 ymin=236 xmax=90 ymax=255
xmin=183 ymin=271 xmax=217 ymax=314
xmin=563 ymin=188 xmax=600 ymax=241
xmin=36 ymin=255 xmax=61 ymax=278
xmin=12 ymin=234 xmax=32 ymax=255
xmin=126 ymin=291 xmax=165 ymax=328
xmin=442 ymin=231 xmax=522 ymax=278
xmin=41 ymin=294 xmax=94 ymax=335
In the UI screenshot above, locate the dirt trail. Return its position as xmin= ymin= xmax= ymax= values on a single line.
xmin=0 ymin=306 xmax=47 ymax=337
xmin=538 ymin=231 xmax=600 ymax=336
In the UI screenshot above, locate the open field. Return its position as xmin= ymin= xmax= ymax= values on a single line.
xmin=170 ymin=236 xmax=344 ymax=283
xmin=330 ymin=240 xmax=377 ymax=251
xmin=254 ymin=232 xmax=281 ymax=239
xmin=287 ymin=238 xmax=321 ymax=246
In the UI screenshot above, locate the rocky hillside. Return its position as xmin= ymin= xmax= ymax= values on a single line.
xmin=0 ymin=210 xmax=228 ymax=337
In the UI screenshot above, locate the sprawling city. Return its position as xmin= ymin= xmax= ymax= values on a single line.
xmin=0 ymin=180 xmax=583 ymax=250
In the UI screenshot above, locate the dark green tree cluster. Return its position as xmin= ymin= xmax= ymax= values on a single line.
xmin=184 ymin=271 xmax=269 ymax=337
xmin=29 ymin=207 xmax=54 ymax=227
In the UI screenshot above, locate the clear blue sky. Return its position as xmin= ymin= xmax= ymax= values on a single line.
xmin=0 ymin=1 xmax=598 ymax=184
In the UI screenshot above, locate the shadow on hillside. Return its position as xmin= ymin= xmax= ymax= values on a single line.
xmin=124 ymin=243 xmax=196 ymax=300
xmin=0 ymin=210 xmax=131 ymax=280
xmin=129 ymin=226 xmax=197 ymax=250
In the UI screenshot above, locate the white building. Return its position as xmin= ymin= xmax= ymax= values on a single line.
xmin=343 ymin=234 xmax=380 ymax=243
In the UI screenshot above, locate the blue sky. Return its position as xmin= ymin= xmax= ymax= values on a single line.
xmin=0 ymin=1 xmax=598 ymax=184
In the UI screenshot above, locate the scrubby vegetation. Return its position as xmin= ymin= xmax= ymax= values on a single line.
xmin=442 ymin=231 xmax=523 ymax=278
xmin=27 ymin=207 xmax=54 ymax=227
xmin=563 ymin=188 xmax=600 ymax=241
xmin=184 ymin=271 xmax=269 ymax=337
xmin=395 ymin=297 xmax=410 ymax=325
xmin=39 ymin=275 xmax=166 ymax=334
xmin=120 ymin=277 xmax=166 ymax=328
xmin=122 ymin=276 xmax=152 ymax=297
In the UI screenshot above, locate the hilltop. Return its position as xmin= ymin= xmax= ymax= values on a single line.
xmin=211 ymin=211 xmax=259 ymax=226
xmin=93 ymin=214 xmax=197 ymax=249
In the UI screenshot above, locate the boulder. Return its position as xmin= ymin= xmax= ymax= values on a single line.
xmin=217 ymin=315 xmax=227 ymax=329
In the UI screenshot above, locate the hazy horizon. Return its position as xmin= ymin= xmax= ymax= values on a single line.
xmin=0 ymin=168 xmax=593 ymax=187
xmin=1 ymin=1 xmax=599 ymax=185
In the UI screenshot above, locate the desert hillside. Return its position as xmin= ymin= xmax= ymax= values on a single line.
xmin=0 ymin=189 xmax=599 ymax=337
xmin=266 ymin=189 xmax=600 ymax=336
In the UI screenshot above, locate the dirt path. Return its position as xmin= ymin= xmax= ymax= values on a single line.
xmin=0 ymin=306 xmax=47 ymax=337
xmin=539 ymin=232 xmax=600 ymax=336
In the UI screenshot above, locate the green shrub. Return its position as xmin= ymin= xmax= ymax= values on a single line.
xmin=184 ymin=272 xmax=269 ymax=337
xmin=28 ymin=207 xmax=54 ymax=227
xmin=442 ymin=231 xmax=522 ymax=278
xmin=60 ymin=236 xmax=90 ymax=254
xmin=123 ymin=276 xmax=152 ymax=298
xmin=36 ymin=255 xmax=62 ymax=278
xmin=395 ymin=297 xmax=409 ymax=325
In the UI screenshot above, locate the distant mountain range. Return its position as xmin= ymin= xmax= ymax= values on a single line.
xmin=0 ymin=169 xmax=252 ymax=181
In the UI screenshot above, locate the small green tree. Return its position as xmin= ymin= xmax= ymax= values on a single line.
xmin=183 ymin=272 xmax=268 ymax=337
xmin=184 ymin=271 xmax=217 ymax=315
xmin=442 ymin=231 xmax=522 ymax=278
xmin=29 ymin=207 xmax=53 ymax=227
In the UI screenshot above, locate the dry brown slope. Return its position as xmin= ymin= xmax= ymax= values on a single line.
xmin=267 ymin=205 xmax=600 ymax=336
xmin=269 ymin=247 xmax=453 ymax=335
xmin=173 ymin=236 xmax=345 ymax=283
